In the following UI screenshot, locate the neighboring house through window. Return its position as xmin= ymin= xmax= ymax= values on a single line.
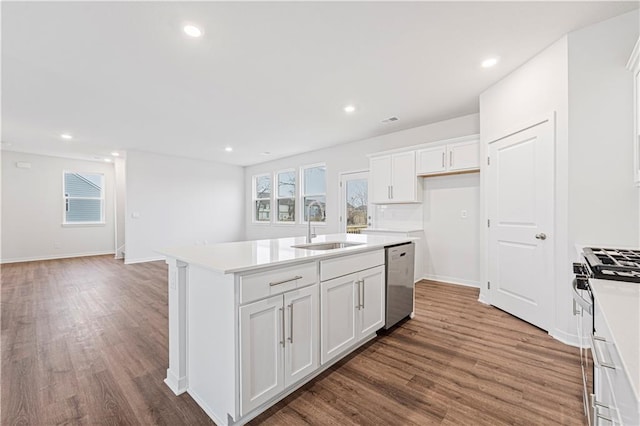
xmin=253 ymin=174 xmax=272 ymax=222
xmin=302 ymin=164 xmax=326 ymax=223
xmin=63 ymin=171 xmax=105 ymax=224
xmin=276 ymin=169 xmax=296 ymax=222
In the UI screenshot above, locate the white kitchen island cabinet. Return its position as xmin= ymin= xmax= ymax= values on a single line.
xmin=159 ymin=233 xmax=412 ymax=425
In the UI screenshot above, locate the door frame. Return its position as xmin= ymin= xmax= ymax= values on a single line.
xmin=338 ymin=170 xmax=370 ymax=233
xmin=480 ymin=112 xmax=557 ymax=308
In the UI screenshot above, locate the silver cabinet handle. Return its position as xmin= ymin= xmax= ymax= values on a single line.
xmin=449 ymin=151 xmax=453 ymax=167
xmin=279 ymin=307 xmax=285 ymax=347
xmin=441 ymin=152 xmax=445 ymax=168
xmin=390 ymin=186 xmax=393 ymax=199
xmin=535 ymin=233 xmax=547 ymax=240
xmin=591 ymin=335 xmax=616 ymax=369
xmin=270 ymin=276 xmax=302 ymax=286
xmin=361 ymin=279 xmax=365 ymax=309
xmin=387 ymin=186 xmax=391 ymax=199
xmin=356 ymin=280 xmax=361 ymax=310
xmin=288 ymin=303 xmax=294 ymax=344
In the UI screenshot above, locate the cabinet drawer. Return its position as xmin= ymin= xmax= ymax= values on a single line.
xmin=320 ymin=250 xmax=384 ymax=282
xmin=240 ymin=262 xmax=317 ymax=304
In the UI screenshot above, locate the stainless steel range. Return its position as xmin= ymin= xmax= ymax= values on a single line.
xmin=582 ymin=247 xmax=640 ymax=283
xmin=572 ymin=246 xmax=640 ymax=425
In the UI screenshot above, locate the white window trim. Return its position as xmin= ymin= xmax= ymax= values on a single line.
xmin=275 ymin=168 xmax=297 ymax=225
xmin=300 ymin=162 xmax=327 ymax=225
xmin=62 ymin=171 xmax=106 ymax=225
xmin=252 ymin=173 xmax=273 ymax=225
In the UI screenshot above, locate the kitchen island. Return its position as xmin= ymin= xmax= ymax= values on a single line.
xmin=158 ymin=233 xmax=414 ymax=425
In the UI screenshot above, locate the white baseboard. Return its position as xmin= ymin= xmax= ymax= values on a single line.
xmin=550 ymin=328 xmax=581 ymax=348
xmin=477 ymin=292 xmax=490 ymax=305
xmin=421 ymin=274 xmax=480 ymax=288
xmin=124 ymin=256 xmax=165 ymax=265
xmin=1 ymin=250 xmax=115 ymax=264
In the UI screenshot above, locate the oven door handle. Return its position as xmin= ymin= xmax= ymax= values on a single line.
xmin=572 ymin=278 xmax=593 ymax=316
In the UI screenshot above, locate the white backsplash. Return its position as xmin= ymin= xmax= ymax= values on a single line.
xmin=372 ymin=204 xmax=423 ymax=230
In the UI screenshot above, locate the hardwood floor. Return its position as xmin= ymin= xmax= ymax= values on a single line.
xmin=2 ymin=256 xmax=585 ymax=425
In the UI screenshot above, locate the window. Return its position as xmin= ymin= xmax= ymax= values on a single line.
xmin=63 ymin=172 xmax=105 ymax=224
xmin=302 ymin=164 xmax=326 ymax=223
xmin=253 ymin=174 xmax=272 ymax=222
xmin=276 ymin=170 xmax=296 ymax=222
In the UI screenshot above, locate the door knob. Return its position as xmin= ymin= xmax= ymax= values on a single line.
xmin=535 ymin=233 xmax=547 ymax=240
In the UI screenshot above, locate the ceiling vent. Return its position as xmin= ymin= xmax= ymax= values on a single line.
xmin=382 ymin=116 xmax=399 ymax=123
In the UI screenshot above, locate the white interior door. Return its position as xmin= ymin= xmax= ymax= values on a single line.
xmin=339 ymin=171 xmax=370 ymax=233
xmin=487 ymin=118 xmax=554 ymax=331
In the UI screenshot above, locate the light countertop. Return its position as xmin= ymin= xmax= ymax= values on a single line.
xmin=590 ymin=278 xmax=640 ymax=402
xmin=158 ymin=233 xmax=414 ymax=274
xmin=361 ymin=228 xmax=424 ymax=233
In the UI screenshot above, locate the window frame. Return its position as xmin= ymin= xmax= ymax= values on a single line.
xmin=275 ymin=168 xmax=297 ymax=224
xmin=300 ymin=162 xmax=327 ymax=225
xmin=252 ymin=173 xmax=273 ymax=224
xmin=62 ymin=170 xmax=106 ymax=226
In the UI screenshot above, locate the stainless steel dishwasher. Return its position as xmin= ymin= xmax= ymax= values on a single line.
xmin=384 ymin=242 xmax=415 ymax=329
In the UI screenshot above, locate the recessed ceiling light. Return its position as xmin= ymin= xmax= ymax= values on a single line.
xmin=60 ymin=133 xmax=73 ymax=140
xmin=481 ymin=57 xmax=499 ymax=68
xmin=344 ymin=105 xmax=356 ymax=114
xmin=225 ymin=146 xmax=233 ymax=152
xmin=111 ymin=152 xmax=120 ymax=157
xmin=184 ymin=25 xmax=203 ymax=38
xmin=104 ymin=158 xmax=112 ymax=163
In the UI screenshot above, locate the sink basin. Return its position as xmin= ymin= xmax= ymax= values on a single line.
xmin=292 ymin=241 xmax=364 ymax=251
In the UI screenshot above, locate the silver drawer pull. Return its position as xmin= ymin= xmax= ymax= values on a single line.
xmin=270 ymin=275 xmax=303 ymax=286
xmin=591 ymin=394 xmax=614 ymax=423
xmin=591 ymin=335 xmax=617 ymax=370
xmin=279 ymin=307 xmax=285 ymax=347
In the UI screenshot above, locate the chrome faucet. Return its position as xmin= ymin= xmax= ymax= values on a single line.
xmin=307 ymin=200 xmax=324 ymax=243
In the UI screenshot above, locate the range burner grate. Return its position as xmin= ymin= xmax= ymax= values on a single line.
xmin=583 ymin=247 xmax=640 ymax=283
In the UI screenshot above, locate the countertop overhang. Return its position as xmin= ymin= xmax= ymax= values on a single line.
xmin=158 ymin=233 xmax=414 ymax=274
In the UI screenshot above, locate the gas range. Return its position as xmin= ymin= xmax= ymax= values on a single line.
xmin=582 ymin=247 xmax=640 ymax=283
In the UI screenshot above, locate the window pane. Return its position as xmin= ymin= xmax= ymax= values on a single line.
xmin=346 ymin=179 xmax=368 ymax=229
xmin=255 ymin=200 xmax=271 ymax=221
xmin=64 ymin=172 xmax=103 ymax=198
xmin=304 ymin=196 xmax=326 ymax=222
xmin=255 ymin=175 xmax=271 ymax=199
xmin=304 ymin=166 xmax=326 ymax=195
xmin=277 ymin=171 xmax=296 ymax=198
xmin=277 ymin=198 xmax=295 ymax=222
xmin=66 ymin=199 xmax=102 ymax=222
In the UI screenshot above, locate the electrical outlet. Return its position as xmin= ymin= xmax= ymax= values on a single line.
xmin=461 ymin=210 xmax=468 ymax=219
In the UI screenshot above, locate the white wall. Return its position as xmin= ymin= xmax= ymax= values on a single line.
xmin=479 ymin=36 xmax=570 ymax=340
xmin=244 ymin=113 xmax=479 ymax=241
xmin=478 ymin=9 xmax=639 ymax=345
xmin=1 ymin=151 xmax=116 ymax=262
xmin=422 ymin=173 xmax=480 ymax=287
xmin=568 ymin=10 xmax=639 ymax=248
xmin=125 ymin=151 xmax=245 ymax=263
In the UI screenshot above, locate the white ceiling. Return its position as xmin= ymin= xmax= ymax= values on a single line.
xmin=2 ymin=1 xmax=638 ymax=166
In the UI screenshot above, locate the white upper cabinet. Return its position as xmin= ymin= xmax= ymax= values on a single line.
xmin=369 ymin=151 xmax=420 ymax=204
xmin=628 ymin=37 xmax=640 ymax=185
xmin=417 ymin=138 xmax=480 ymax=175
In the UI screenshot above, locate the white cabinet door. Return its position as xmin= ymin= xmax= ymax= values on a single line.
xmin=391 ymin=151 xmax=417 ymax=202
xmin=357 ymin=265 xmax=385 ymax=338
xmin=369 ymin=156 xmax=392 ymax=203
xmin=239 ymin=295 xmax=285 ymax=415
xmin=283 ymin=285 xmax=318 ymax=388
xmin=321 ymin=274 xmax=357 ymax=364
xmin=416 ymin=146 xmax=446 ymax=175
xmin=449 ymin=140 xmax=480 ymax=172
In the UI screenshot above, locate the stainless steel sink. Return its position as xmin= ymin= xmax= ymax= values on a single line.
xmin=291 ymin=241 xmax=364 ymax=251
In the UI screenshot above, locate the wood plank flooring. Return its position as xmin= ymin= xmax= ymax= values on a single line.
xmin=2 ymin=256 xmax=585 ymax=425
